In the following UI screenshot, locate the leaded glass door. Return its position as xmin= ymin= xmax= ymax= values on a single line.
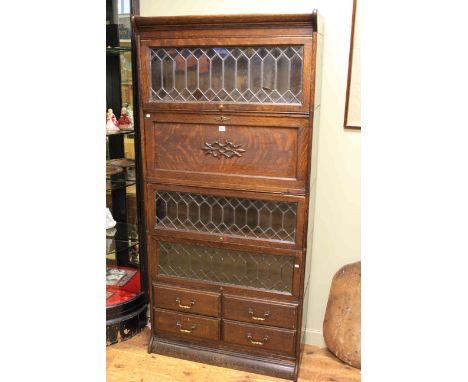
xmin=139 ymin=37 xmax=313 ymax=113
xmin=149 ymin=236 xmax=302 ymax=297
xmin=146 ymin=184 xmax=306 ymax=250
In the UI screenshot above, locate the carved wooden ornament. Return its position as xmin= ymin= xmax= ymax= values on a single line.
xmin=202 ymin=140 xmax=246 ymax=159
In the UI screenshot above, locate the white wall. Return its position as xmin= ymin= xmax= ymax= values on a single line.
xmin=140 ymin=0 xmax=361 ymax=346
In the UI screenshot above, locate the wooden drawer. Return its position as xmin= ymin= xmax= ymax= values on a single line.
xmin=153 ymin=308 xmax=220 ymax=341
xmin=223 ymin=320 xmax=296 ymax=356
xmin=223 ymin=295 xmax=298 ymax=329
xmin=143 ymin=113 xmax=309 ymax=194
xmin=153 ymin=283 xmax=220 ymax=317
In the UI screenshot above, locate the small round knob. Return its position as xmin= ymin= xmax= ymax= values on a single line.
xmin=218 ymin=104 xmax=224 ymax=111
xmin=219 ymin=236 xmax=224 ymax=241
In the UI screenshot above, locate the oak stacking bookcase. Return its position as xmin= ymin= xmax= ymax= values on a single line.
xmin=132 ymin=11 xmax=322 ymax=380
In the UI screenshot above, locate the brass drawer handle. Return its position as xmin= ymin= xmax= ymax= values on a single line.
xmin=248 ymin=308 xmax=270 ymax=321
xmin=176 ymin=321 xmax=197 ymax=334
xmin=247 ymin=333 xmax=269 ymax=346
xmin=175 ymin=297 xmax=196 ymax=309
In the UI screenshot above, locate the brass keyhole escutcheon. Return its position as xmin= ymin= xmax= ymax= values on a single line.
xmin=215 ymin=103 xmax=231 ymax=122
xmin=214 ymin=115 xmax=230 ymax=122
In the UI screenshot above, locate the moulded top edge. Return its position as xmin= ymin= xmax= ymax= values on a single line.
xmin=132 ymin=10 xmax=318 ymax=32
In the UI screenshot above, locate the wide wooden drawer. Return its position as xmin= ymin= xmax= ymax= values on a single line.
xmin=153 ymin=283 xmax=220 ymax=317
xmin=223 ymin=320 xmax=296 ymax=356
xmin=153 ymin=308 xmax=220 ymax=341
xmin=143 ymin=113 xmax=309 ymax=194
xmin=223 ymin=295 xmax=298 ymax=329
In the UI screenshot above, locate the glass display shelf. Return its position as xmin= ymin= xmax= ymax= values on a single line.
xmin=107 ymin=158 xmax=135 ymax=168
xmin=106 ymin=0 xmax=146 ymax=346
xmin=106 ymin=46 xmax=132 ymax=55
xmin=106 ymin=129 xmax=134 ymax=136
xmin=106 ymin=288 xmax=139 ymax=307
xmin=106 ymin=178 xmax=136 ymax=191
xmin=106 ymin=161 xmax=135 ymax=188
xmin=106 ymin=238 xmax=139 ymax=257
xmin=106 ymin=222 xmax=139 ymax=240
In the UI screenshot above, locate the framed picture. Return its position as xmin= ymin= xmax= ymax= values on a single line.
xmin=344 ymin=0 xmax=361 ymax=129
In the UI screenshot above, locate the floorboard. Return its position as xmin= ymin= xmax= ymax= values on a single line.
xmin=106 ymin=328 xmax=361 ymax=382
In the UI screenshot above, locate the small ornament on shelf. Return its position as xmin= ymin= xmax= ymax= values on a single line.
xmin=128 ymin=107 xmax=134 ymax=126
xmin=129 ymin=244 xmax=139 ymax=264
xmin=118 ymin=106 xmax=134 ymax=130
xmin=124 ymin=103 xmax=134 ymax=126
xmin=106 ymin=108 xmax=120 ymax=132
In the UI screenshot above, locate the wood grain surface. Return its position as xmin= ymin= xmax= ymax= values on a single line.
xmin=107 ymin=328 xmax=361 ymax=382
xmin=132 ymin=12 xmax=330 ymax=379
xmin=150 ymin=122 xmax=300 ymax=178
xmin=153 ymin=283 xmax=221 ymax=317
xmin=143 ymin=113 xmax=309 ymax=195
xmin=223 ymin=320 xmax=296 ymax=356
xmin=223 ymin=295 xmax=298 ymax=329
xmin=153 ymin=308 xmax=221 ymax=341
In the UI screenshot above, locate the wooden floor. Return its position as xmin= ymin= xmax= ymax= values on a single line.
xmin=107 ymin=328 xmax=360 ymax=382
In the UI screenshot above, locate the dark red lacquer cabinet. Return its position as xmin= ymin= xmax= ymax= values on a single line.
xmin=133 ymin=11 xmax=322 ymax=380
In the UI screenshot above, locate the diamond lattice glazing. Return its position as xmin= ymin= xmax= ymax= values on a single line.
xmin=157 ymin=241 xmax=295 ymax=293
xmin=150 ymin=46 xmax=304 ymax=104
xmin=155 ymin=191 xmax=297 ymax=243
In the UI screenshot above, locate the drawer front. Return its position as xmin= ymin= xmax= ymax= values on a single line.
xmin=223 ymin=295 xmax=298 ymax=329
xmin=153 ymin=308 xmax=220 ymax=341
xmin=223 ymin=320 xmax=296 ymax=356
xmin=143 ymin=114 xmax=309 ymax=194
xmin=153 ymin=283 xmax=220 ymax=317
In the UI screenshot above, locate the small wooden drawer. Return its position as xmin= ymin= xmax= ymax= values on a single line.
xmin=153 ymin=283 xmax=220 ymax=317
xmin=153 ymin=308 xmax=220 ymax=341
xmin=223 ymin=295 xmax=298 ymax=329
xmin=223 ymin=320 xmax=296 ymax=356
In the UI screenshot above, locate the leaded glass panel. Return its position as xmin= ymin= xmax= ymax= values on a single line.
xmin=155 ymin=191 xmax=297 ymax=243
xmin=157 ymin=241 xmax=295 ymax=293
xmin=149 ymin=46 xmax=304 ymax=104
